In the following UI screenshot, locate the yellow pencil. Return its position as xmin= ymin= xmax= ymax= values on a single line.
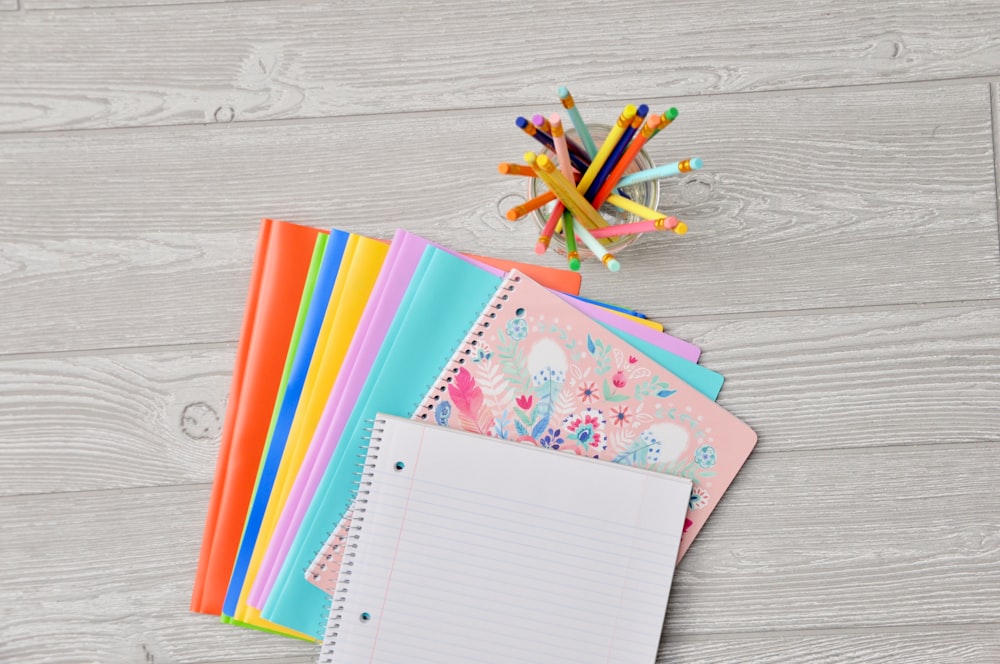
xmin=576 ymin=104 xmax=637 ymax=196
xmin=605 ymin=194 xmax=665 ymax=221
xmin=526 ymin=152 xmax=621 ymax=272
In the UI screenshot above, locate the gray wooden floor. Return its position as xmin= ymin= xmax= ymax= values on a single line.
xmin=2 ymin=1 xmax=999 ymax=662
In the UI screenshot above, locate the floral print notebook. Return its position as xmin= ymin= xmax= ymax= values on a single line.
xmin=414 ymin=269 xmax=758 ymax=559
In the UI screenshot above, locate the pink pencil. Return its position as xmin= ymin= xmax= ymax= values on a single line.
xmin=587 ymin=217 xmax=687 ymax=238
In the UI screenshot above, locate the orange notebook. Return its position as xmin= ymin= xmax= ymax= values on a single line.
xmin=190 ymin=219 xmax=325 ymax=615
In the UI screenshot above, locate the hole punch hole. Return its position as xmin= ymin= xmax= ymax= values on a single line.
xmin=360 ymin=612 xmax=371 ymax=623
xmin=394 ymin=461 xmax=405 ymax=471
xmin=515 ymin=307 xmax=525 ymax=317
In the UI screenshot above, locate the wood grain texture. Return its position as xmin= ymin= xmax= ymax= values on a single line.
xmin=2 ymin=84 xmax=997 ymax=354
xmin=1 ymin=303 xmax=996 ymax=497
xmin=659 ymin=628 xmax=1000 ymax=663
xmin=0 ymin=0 xmax=17 ymax=10
xmin=1 ymin=442 xmax=996 ymax=662
xmin=0 ymin=346 xmax=233 ymax=497
xmin=3 ymin=0 xmax=1000 ymax=132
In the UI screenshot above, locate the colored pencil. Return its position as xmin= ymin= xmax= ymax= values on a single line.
xmin=549 ymin=113 xmax=582 ymax=269
xmin=516 ymin=117 xmax=590 ymax=173
xmin=615 ymin=158 xmax=702 ymax=188
xmin=498 ymin=162 xmax=537 ymax=177
xmin=506 ymin=190 xmax=556 ymax=221
xmin=589 ymin=114 xmax=660 ymax=209
xmin=557 ymin=86 xmax=599 ymax=159
xmin=527 ymin=152 xmax=621 ymax=271
xmin=562 ymin=209 xmax=581 ymax=271
xmin=605 ymin=193 xmax=666 ymax=221
xmin=569 ymin=294 xmax=648 ymax=318
xmin=585 ymin=104 xmax=649 ymax=201
xmin=587 ymin=217 xmax=688 ymax=238
xmin=650 ymin=107 xmax=679 ymax=138
xmin=576 ymin=104 xmax=637 ymax=198
xmin=535 ymin=201 xmax=564 ymax=254
xmin=531 ymin=113 xmax=552 ymax=134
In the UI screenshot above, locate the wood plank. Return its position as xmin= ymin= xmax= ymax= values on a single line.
xmin=1 ymin=303 xmax=996 ymax=496
xmin=1 ymin=84 xmax=997 ymax=354
xmin=4 ymin=0 xmax=1000 ymax=131
xmin=660 ymin=628 xmax=1000 ymax=663
xmin=0 ymin=346 xmax=233 ymax=497
xmin=1 ymin=442 xmax=996 ymax=662
xmin=0 ymin=0 xmax=18 ymax=10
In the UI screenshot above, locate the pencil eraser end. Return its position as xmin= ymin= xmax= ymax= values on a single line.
xmin=674 ymin=222 xmax=688 ymax=235
xmin=557 ymin=86 xmax=569 ymax=98
xmin=666 ymin=107 xmax=679 ymax=120
xmin=506 ymin=209 xmax=519 ymax=221
xmin=623 ymin=104 xmax=638 ymax=119
xmin=637 ymin=104 xmax=649 ymax=116
xmin=607 ymin=258 xmax=621 ymax=272
xmin=691 ymin=157 xmax=703 ymax=169
xmin=532 ymin=114 xmax=545 ymax=127
xmin=524 ymin=151 xmax=537 ymax=164
xmin=569 ymin=257 xmax=581 ymax=271
xmin=548 ymin=112 xmax=562 ymax=126
xmin=535 ymin=241 xmax=548 ymax=255
xmin=516 ymin=116 xmax=529 ymax=128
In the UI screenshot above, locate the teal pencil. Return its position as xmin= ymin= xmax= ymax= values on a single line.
xmin=558 ymin=86 xmax=599 ymax=159
xmin=616 ymin=158 xmax=703 ymax=188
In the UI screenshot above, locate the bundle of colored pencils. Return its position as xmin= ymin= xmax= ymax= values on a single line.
xmin=499 ymin=87 xmax=702 ymax=272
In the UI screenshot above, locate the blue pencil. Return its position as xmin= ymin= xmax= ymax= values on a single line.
xmin=568 ymin=294 xmax=649 ymax=319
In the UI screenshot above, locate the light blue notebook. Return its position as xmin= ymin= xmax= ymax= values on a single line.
xmin=222 ymin=229 xmax=351 ymax=619
xmin=261 ymin=246 xmax=725 ymax=637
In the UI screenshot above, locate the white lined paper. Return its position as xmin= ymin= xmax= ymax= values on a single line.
xmin=323 ymin=415 xmax=691 ymax=664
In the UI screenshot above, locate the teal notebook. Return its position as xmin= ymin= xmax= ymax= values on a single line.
xmin=261 ymin=246 xmax=724 ymax=637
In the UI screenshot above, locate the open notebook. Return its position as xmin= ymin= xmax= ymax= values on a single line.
xmin=319 ymin=414 xmax=692 ymax=664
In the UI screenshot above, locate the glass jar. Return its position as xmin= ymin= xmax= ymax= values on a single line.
xmin=528 ymin=123 xmax=660 ymax=257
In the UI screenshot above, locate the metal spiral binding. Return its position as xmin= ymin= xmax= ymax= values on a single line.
xmin=416 ymin=273 xmax=522 ymax=421
xmin=317 ymin=418 xmax=385 ymax=662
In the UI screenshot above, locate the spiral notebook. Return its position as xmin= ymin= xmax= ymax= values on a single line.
xmin=414 ymin=269 xmax=757 ymax=560
xmin=319 ymin=413 xmax=692 ymax=664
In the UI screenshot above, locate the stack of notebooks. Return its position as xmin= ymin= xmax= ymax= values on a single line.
xmin=191 ymin=219 xmax=757 ymax=662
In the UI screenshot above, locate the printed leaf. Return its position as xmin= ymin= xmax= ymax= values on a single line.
xmin=587 ymin=334 xmax=596 ymax=354
xmin=447 ymin=367 xmax=496 ymax=436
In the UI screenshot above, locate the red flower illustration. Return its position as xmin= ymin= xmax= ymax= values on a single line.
xmin=628 ymin=355 xmax=638 ymax=364
xmin=578 ymin=382 xmax=597 ymax=403
xmin=612 ymin=370 xmax=627 ymax=389
xmin=610 ymin=405 xmax=630 ymax=428
xmin=515 ymin=394 xmax=533 ymax=410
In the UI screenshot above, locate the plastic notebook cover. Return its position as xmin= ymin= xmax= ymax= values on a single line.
xmin=219 ymin=229 xmax=349 ymax=631
xmin=231 ymin=233 xmax=388 ymax=629
xmin=190 ymin=219 xmax=325 ymax=615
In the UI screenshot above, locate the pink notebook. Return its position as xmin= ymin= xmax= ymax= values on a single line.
xmin=416 ymin=269 xmax=757 ymax=559
xmin=307 ymin=270 xmax=755 ymax=591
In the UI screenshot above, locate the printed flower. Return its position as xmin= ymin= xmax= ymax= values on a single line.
xmin=434 ymin=400 xmax=451 ymax=426
xmin=628 ymin=355 xmax=638 ymax=364
xmin=610 ymin=405 xmax=631 ymax=428
xmin=506 ymin=317 xmax=528 ymax=341
xmin=538 ymin=428 xmax=564 ymax=450
xmin=638 ymin=423 xmax=690 ymax=464
xmin=562 ymin=408 xmax=606 ymax=454
xmin=688 ymin=486 xmax=710 ymax=510
xmin=612 ymin=370 xmax=627 ymax=389
xmin=694 ymin=445 xmax=717 ymax=468
xmin=515 ymin=394 xmax=533 ymax=410
xmin=578 ymin=382 xmax=597 ymax=403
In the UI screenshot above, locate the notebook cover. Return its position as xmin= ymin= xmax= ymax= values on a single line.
xmin=219 ymin=229 xmax=350 ymax=638
xmin=249 ymin=234 xmax=587 ymax=610
xmin=417 ymin=270 xmax=757 ymax=559
xmin=190 ymin=219 xmax=325 ymax=615
xmin=230 ymin=233 xmax=390 ymax=631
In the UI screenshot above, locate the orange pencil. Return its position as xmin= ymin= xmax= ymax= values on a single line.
xmin=498 ymin=163 xmax=536 ymax=177
xmin=506 ymin=190 xmax=557 ymax=221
